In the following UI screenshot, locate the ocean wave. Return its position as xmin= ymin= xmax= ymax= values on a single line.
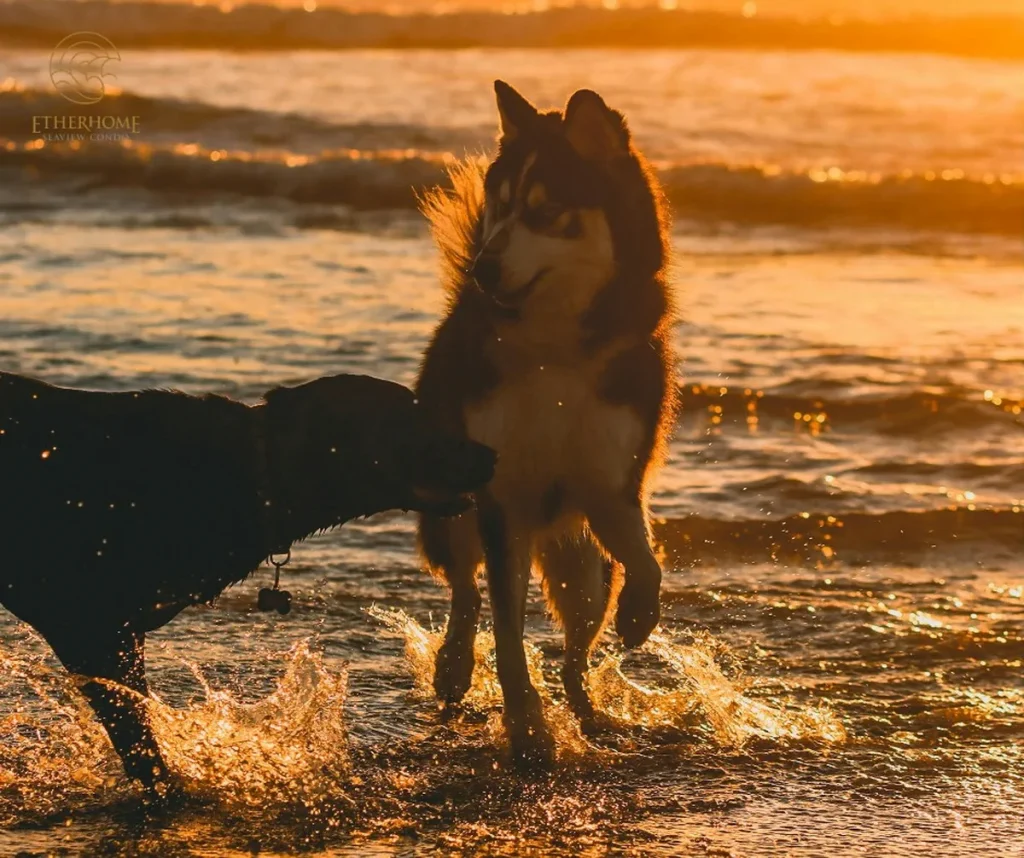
xmin=1 ymin=0 xmax=1022 ymax=58
xmin=2 ymin=133 xmax=1020 ymax=237
xmin=661 ymin=164 xmax=1023 ymax=239
xmin=0 ymin=135 xmax=450 ymax=209
xmin=677 ymin=383 xmax=1024 ymax=436
xmin=656 ymin=507 xmax=1024 ymax=567
xmin=0 ymin=87 xmax=478 ymax=155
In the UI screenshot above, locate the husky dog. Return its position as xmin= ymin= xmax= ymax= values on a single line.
xmin=416 ymin=81 xmax=676 ymax=764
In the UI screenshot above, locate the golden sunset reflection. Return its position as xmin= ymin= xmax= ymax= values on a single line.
xmin=1 ymin=0 xmax=1023 ymax=853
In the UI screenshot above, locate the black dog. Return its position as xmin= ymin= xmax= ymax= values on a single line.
xmin=0 ymin=371 xmax=495 ymax=796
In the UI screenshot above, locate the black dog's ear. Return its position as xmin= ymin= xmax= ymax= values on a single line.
xmin=495 ymin=80 xmax=538 ymax=144
xmin=564 ymin=89 xmax=630 ymax=162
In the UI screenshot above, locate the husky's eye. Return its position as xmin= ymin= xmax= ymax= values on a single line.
xmin=539 ymin=203 xmax=566 ymax=222
xmin=524 ymin=200 xmax=580 ymax=236
xmin=551 ymin=208 xmax=581 ymax=237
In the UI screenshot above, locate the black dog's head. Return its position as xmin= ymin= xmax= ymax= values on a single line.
xmin=262 ymin=374 xmax=495 ymax=528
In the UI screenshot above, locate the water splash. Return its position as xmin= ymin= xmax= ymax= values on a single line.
xmin=0 ymin=610 xmax=843 ymax=854
xmin=603 ymin=632 xmax=846 ymax=746
xmin=0 ymin=630 xmax=122 ymax=824
xmin=370 ymin=607 xmax=845 ymax=754
xmin=148 ymin=640 xmax=350 ymax=811
xmin=0 ymin=633 xmax=351 ymax=823
xmin=367 ymin=605 xmax=591 ymax=756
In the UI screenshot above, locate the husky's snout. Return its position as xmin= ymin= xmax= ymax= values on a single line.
xmin=471 ymin=248 xmax=549 ymax=309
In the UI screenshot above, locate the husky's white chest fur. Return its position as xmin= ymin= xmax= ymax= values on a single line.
xmin=465 ymin=360 xmax=643 ymax=527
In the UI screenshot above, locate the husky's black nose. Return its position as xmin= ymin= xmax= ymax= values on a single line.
xmin=470 ymin=254 xmax=502 ymax=293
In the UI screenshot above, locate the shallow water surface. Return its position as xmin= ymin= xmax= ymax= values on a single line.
xmin=0 ymin=43 xmax=1022 ymax=858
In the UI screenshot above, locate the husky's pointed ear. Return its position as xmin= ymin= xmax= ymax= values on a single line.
xmin=495 ymin=80 xmax=537 ymax=143
xmin=564 ymin=89 xmax=630 ymax=161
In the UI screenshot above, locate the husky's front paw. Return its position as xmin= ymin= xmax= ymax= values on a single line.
xmin=580 ymin=710 xmax=629 ymax=738
xmin=434 ymin=638 xmax=475 ymax=704
xmin=505 ymin=695 xmax=556 ymax=770
xmin=615 ymin=573 xmax=661 ymax=648
xmin=508 ymin=722 xmax=556 ymax=771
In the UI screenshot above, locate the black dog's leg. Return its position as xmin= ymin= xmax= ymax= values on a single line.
xmin=47 ymin=627 xmax=172 ymax=795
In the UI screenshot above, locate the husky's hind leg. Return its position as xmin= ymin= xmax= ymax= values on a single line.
xmin=586 ymin=496 xmax=662 ymax=649
xmin=478 ymin=500 xmax=554 ymax=767
xmin=538 ymin=533 xmax=618 ymax=731
xmin=420 ymin=511 xmax=483 ymax=704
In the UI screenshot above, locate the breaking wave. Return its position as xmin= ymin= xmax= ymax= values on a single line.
xmin=2 ymin=0 xmax=1022 ymax=58
xmin=2 ymin=129 xmax=1020 ymax=237
xmin=0 ymin=86 xmax=480 ymax=155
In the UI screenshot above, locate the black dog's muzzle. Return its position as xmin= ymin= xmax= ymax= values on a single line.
xmin=407 ymin=436 xmax=496 ymax=514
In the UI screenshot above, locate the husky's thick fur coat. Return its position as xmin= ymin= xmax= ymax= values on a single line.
xmin=417 ymin=81 xmax=677 ymax=764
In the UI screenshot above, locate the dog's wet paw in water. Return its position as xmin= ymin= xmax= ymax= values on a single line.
xmin=509 ymin=726 xmax=557 ymax=772
xmin=580 ymin=709 xmax=630 ymax=739
xmin=433 ymin=639 xmax=475 ymax=704
xmin=615 ymin=572 xmax=662 ymax=649
xmin=505 ymin=699 xmax=556 ymax=771
xmin=580 ymin=711 xmax=647 ymax=752
xmin=140 ymin=773 xmax=190 ymax=814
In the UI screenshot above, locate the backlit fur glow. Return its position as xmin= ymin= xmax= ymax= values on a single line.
xmin=416 ymin=81 xmax=678 ymax=767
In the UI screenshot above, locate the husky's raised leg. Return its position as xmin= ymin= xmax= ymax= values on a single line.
xmin=586 ymin=495 xmax=662 ymax=649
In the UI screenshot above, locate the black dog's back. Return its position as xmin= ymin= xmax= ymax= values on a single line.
xmin=0 ymin=369 xmax=495 ymax=793
xmin=0 ymin=372 xmax=264 ymax=634
xmin=0 ymin=372 xmax=271 ymax=793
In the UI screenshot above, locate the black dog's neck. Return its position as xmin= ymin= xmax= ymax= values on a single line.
xmin=251 ymin=404 xmax=297 ymax=558
xmin=253 ymin=401 xmax=380 ymax=556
